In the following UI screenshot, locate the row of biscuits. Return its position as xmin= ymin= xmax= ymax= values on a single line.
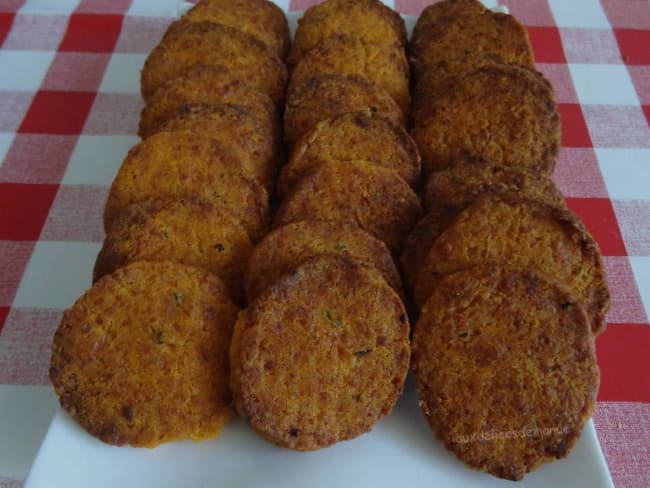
xmin=230 ymin=0 xmax=421 ymax=450
xmin=50 ymin=0 xmax=291 ymax=447
xmin=403 ymin=0 xmax=609 ymax=481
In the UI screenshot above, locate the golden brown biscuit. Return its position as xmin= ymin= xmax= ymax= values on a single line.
xmin=412 ymin=53 xmax=535 ymax=121
xmin=50 ymin=261 xmax=239 ymax=447
xmin=400 ymin=160 xmax=565 ymax=294
xmin=279 ymin=110 xmax=420 ymax=198
xmin=410 ymin=9 xmax=534 ymax=81
xmin=413 ymin=194 xmax=610 ymax=334
xmin=183 ymin=0 xmax=290 ymax=59
xmin=244 ymin=220 xmax=402 ymax=301
xmin=104 ymin=130 xmax=270 ymax=242
xmin=412 ymin=266 xmax=599 ymax=481
xmin=422 ymin=159 xmax=565 ymax=212
xmin=231 ymin=255 xmax=410 ymax=450
xmin=274 ymin=160 xmax=422 ymax=253
xmin=141 ymin=21 xmax=287 ymax=103
xmin=284 ymin=74 xmax=404 ymax=147
xmin=410 ymin=64 xmax=560 ymax=175
xmin=411 ymin=0 xmax=487 ymax=48
xmin=138 ymin=64 xmax=278 ymax=139
xmin=93 ymin=198 xmax=252 ymax=305
xmin=157 ymin=104 xmax=279 ymax=191
xmin=289 ymin=33 xmax=410 ymax=114
xmin=288 ymin=0 xmax=404 ymax=66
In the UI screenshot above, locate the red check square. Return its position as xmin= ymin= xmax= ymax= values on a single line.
xmin=0 ymin=241 xmax=34 ymax=307
xmin=596 ymin=324 xmax=650 ymax=403
xmin=615 ymin=29 xmax=650 ymax=65
xmin=59 ymin=13 xmax=123 ymax=53
xmin=0 ymin=306 xmax=8 ymax=335
xmin=565 ymin=198 xmax=627 ymax=257
xmin=0 ymin=183 xmax=59 ymax=240
xmin=527 ymin=26 xmax=566 ymax=63
xmin=558 ymin=104 xmax=593 ymax=148
xmin=19 ymin=90 xmax=95 ymax=135
xmin=0 ymin=12 xmax=14 ymax=47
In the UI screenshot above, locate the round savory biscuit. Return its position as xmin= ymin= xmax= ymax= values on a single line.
xmin=93 ymin=198 xmax=252 ymax=305
xmin=410 ymin=63 xmax=560 ymax=175
xmin=138 ymin=64 xmax=278 ymax=138
xmin=279 ymin=110 xmax=420 ymax=197
xmin=244 ymin=220 xmax=403 ymax=301
xmin=423 ymin=159 xmax=565 ymax=212
xmin=410 ymin=0 xmax=487 ymax=48
xmin=400 ymin=161 xmax=565 ymax=294
xmin=410 ymin=10 xmax=534 ymax=81
xmin=141 ymin=21 xmax=287 ymax=103
xmin=413 ymin=194 xmax=610 ymax=334
xmin=413 ymin=267 xmax=599 ymax=481
xmin=231 ymin=255 xmax=410 ymax=450
xmin=288 ymin=0 xmax=404 ymax=66
xmin=50 ymin=261 xmax=239 ymax=447
xmin=284 ymin=74 xmax=404 ymax=147
xmin=157 ymin=104 xmax=278 ymax=191
xmin=289 ymin=33 xmax=410 ymax=114
xmin=412 ymin=53 xmax=535 ymax=121
xmin=274 ymin=160 xmax=422 ymax=253
xmin=400 ymin=206 xmax=458 ymax=296
xmin=182 ymin=0 xmax=290 ymax=59
xmin=104 ymin=130 xmax=270 ymax=242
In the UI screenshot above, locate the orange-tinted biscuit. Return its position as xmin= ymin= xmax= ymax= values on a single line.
xmin=231 ymin=255 xmax=410 ymax=450
xmin=289 ymin=33 xmax=410 ymax=114
xmin=50 ymin=261 xmax=239 ymax=447
xmin=284 ymin=74 xmax=404 ymax=147
xmin=94 ymin=198 xmax=253 ymax=305
xmin=289 ymin=0 xmax=405 ymax=66
xmin=410 ymin=64 xmax=560 ymax=175
xmin=279 ymin=110 xmax=420 ymax=197
xmin=141 ymin=21 xmax=287 ymax=103
xmin=104 ymin=130 xmax=270 ymax=242
xmin=413 ymin=194 xmax=610 ymax=334
xmin=274 ymin=160 xmax=421 ymax=253
xmin=244 ymin=220 xmax=403 ymax=301
xmin=139 ymin=64 xmax=278 ymax=139
xmin=183 ymin=0 xmax=290 ymax=59
xmin=413 ymin=266 xmax=599 ymax=480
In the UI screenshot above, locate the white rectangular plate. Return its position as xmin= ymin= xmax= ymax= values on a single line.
xmin=25 ymin=8 xmax=614 ymax=488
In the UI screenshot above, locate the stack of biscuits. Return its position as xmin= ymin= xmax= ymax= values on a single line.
xmin=403 ymin=0 xmax=609 ymax=481
xmin=229 ymin=0 xmax=419 ymax=450
xmin=50 ymin=0 xmax=290 ymax=447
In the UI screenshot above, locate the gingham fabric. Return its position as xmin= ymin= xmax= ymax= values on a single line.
xmin=0 ymin=0 xmax=648 ymax=486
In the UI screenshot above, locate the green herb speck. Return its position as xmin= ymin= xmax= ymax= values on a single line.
xmin=561 ymin=302 xmax=573 ymax=310
xmin=335 ymin=242 xmax=348 ymax=252
xmin=174 ymin=292 xmax=183 ymax=306
xmin=150 ymin=326 xmax=164 ymax=345
xmin=354 ymin=348 xmax=372 ymax=356
xmin=214 ymin=243 xmax=225 ymax=252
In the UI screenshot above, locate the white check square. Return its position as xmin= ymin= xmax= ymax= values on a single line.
xmin=98 ymin=53 xmax=147 ymax=94
xmin=569 ymin=64 xmax=639 ymax=106
xmin=630 ymin=257 xmax=650 ymax=321
xmin=127 ymin=0 xmax=183 ymax=17
xmin=0 ymin=51 xmax=55 ymax=91
xmin=19 ymin=0 xmax=80 ymax=14
xmin=549 ymin=0 xmax=611 ymax=28
xmin=13 ymin=241 xmax=101 ymax=309
xmin=62 ymin=135 xmax=138 ymax=185
xmin=596 ymin=148 xmax=650 ymax=199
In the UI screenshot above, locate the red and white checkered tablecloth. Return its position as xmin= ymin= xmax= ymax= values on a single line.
xmin=0 ymin=0 xmax=648 ymax=486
